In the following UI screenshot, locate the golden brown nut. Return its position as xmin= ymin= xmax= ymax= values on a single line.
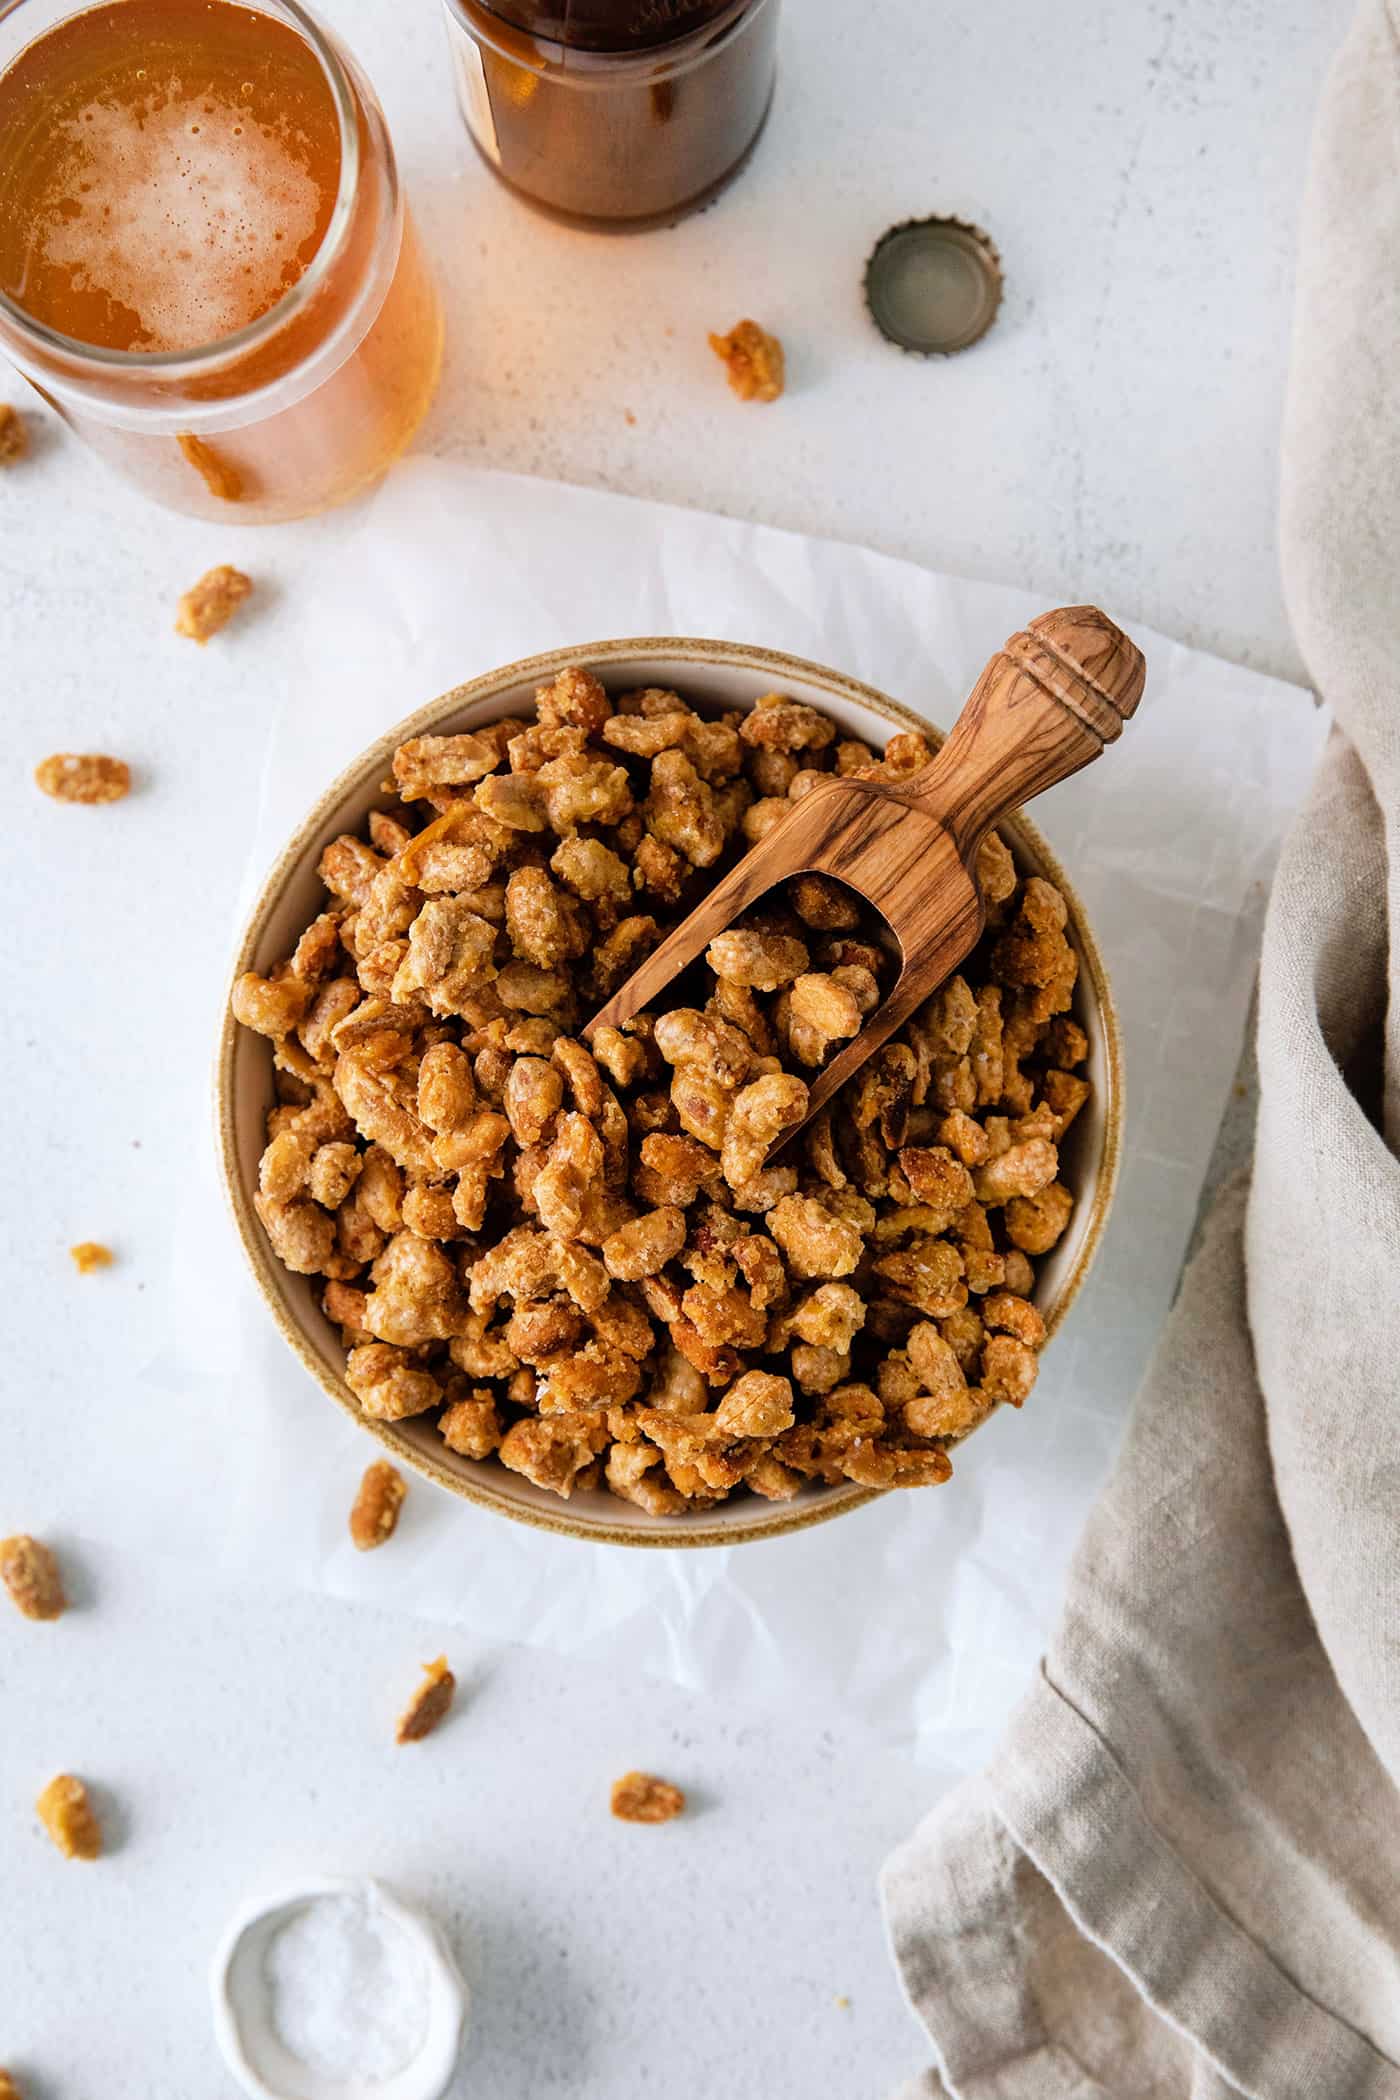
xmin=68 ymin=1241 xmax=113 ymax=1275
xmin=0 ymin=1535 xmax=66 ymax=1621
xmin=0 ymin=400 xmax=27 ymax=463
xmin=36 ymin=1774 xmax=102 ymax=1859
xmin=611 ymin=1771 xmax=686 ymax=1823
xmin=175 ymin=563 xmax=253 ymax=644
xmin=34 ymin=753 xmax=130 ymax=804
xmin=708 ymin=318 xmax=785 ymax=403
xmin=349 ymin=1460 xmax=407 ymax=1550
xmin=396 ymin=1656 xmax=456 ymax=1743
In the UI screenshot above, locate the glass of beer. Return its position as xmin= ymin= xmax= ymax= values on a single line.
xmin=0 ymin=0 xmax=443 ymax=522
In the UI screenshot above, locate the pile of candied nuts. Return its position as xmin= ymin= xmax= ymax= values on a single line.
xmin=231 ymin=667 xmax=1089 ymax=1516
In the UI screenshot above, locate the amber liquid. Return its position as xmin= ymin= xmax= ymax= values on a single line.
xmin=0 ymin=0 xmax=441 ymax=520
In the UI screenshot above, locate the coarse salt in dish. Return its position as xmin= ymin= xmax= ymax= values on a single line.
xmin=212 ymin=1876 xmax=467 ymax=2100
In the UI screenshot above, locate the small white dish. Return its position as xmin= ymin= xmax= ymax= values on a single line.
xmin=212 ymin=1876 xmax=468 ymax=2100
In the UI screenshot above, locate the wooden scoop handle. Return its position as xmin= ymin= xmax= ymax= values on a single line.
xmin=899 ymin=606 xmax=1146 ymax=860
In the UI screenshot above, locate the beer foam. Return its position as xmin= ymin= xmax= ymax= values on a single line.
xmin=39 ymin=80 xmax=325 ymax=350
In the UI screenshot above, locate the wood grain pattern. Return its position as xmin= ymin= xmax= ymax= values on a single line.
xmin=585 ymin=605 xmax=1145 ymax=1149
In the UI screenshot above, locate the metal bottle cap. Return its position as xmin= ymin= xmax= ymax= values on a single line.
xmin=864 ymin=218 xmax=1003 ymax=356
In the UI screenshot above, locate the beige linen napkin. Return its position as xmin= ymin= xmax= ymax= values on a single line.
xmin=882 ymin=5 xmax=1400 ymax=2094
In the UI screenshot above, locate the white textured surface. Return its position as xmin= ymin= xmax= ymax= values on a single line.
xmin=0 ymin=0 xmax=1345 ymax=2093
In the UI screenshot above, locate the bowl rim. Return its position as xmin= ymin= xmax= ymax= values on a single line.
xmin=215 ymin=635 xmax=1124 ymax=1549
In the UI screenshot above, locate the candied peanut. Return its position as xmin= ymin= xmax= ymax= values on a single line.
xmin=349 ymin=1460 xmax=406 ymax=1550
xmin=654 ymin=1008 xmax=753 ymax=1088
xmin=788 ymin=973 xmax=862 ymax=1061
xmin=719 ymin=1073 xmax=808 ymax=1190
xmin=504 ymin=1055 xmax=564 ymax=1147
xmin=644 ymin=749 xmax=724 ymax=867
xmin=937 ymin=1110 xmax=990 ymax=1166
xmin=1044 ymin=1016 xmax=1089 ymax=1068
xmin=393 ymin=732 xmax=500 ymax=802
xmin=392 ymin=899 xmax=498 ymax=1019
xmin=789 ymin=873 xmax=861 ymax=931
xmin=335 ymin=1055 xmax=437 ymax=1180
xmin=904 ymin=1384 xmax=990 ymax=1441
xmin=732 ymin=1232 xmax=787 ymax=1311
xmin=35 ymin=751 xmax=133 ymax=807
xmin=345 ymin=1342 xmax=442 ymax=1420
xmin=977 ymin=830 xmax=1017 ymax=907
xmin=982 ymin=1291 xmax=1047 ymax=1348
xmin=397 ymin=1656 xmax=455 ymax=1743
xmin=499 ymin=1412 xmax=609 ymax=1497
xmin=786 ymin=1281 xmax=866 ymax=1351
xmin=670 ymin=1067 xmax=733 ymax=1150
xmin=308 ymin=1141 xmax=362 ymax=1210
xmin=592 ymin=1025 xmax=649 ymax=1090
xmin=603 ymin=1206 xmax=686 ymax=1282
xmin=363 ymin=1232 xmax=467 ymax=1347
xmin=872 ymin=1238 xmax=966 ymax=1317
xmin=842 ymin=1441 xmax=952 ymax=1489
xmin=440 ymin=1390 xmax=505 ymax=1459
xmin=495 ymin=961 xmax=576 ymax=1021
xmin=537 ymin=664 xmax=612 ymax=734
xmin=705 ymin=928 xmax=808 ymax=992
xmin=417 ymin=1042 xmax=477 ymax=1134
xmin=36 ymin=1774 xmax=102 ymax=1859
xmin=974 ymin=1137 xmax=1058 ymax=1205
xmin=255 ymin=1192 xmax=335 ymax=1275
xmin=0 ymin=399 xmax=27 ymax=462
xmin=1041 ymin=1068 xmax=1091 ymax=1133
xmin=612 ymin=1770 xmax=686 ymax=1822
xmin=589 ymin=915 xmax=660 ymax=999
xmin=506 ymin=867 xmax=589 ymax=970
xmin=981 ymin=1333 xmax=1039 ymax=1405
xmin=767 ymin=1194 xmax=862 ymax=1279
xmin=232 ymin=970 xmax=311 ymax=1039
xmin=1 ymin=1535 xmax=66 ymax=1621
xmin=535 ymin=1113 xmax=604 ymax=1241
xmin=468 ymin=767 xmax=548 ymax=839
xmin=713 ymin=1369 xmax=794 ymax=1437
xmin=68 ymin=1241 xmax=113 ymax=1276
xmin=0 ymin=2068 xmax=23 ymax=2100
xmin=709 ymin=315 xmax=784 ymax=402
xmin=174 ymin=563 xmax=252 ymax=644
xmin=550 ymin=831 xmax=631 ymax=915
xmin=897 ymin=1145 xmax=974 ymax=1226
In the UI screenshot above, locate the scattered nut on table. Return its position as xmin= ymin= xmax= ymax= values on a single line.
xmin=0 ymin=1535 xmax=66 ymax=1621
xmin=611 ymin=1771 xmax=686 ymax=1823
xmin=36 ymin=1774 xmax=102 ymax=1859
xmin=396 ymin=1656 xmax=455 ymax=1743
xmin=69 ymin=1241 xmax=113 ymax=1275
xmin=708 ymin=319 xmax=785 ymax=403
xmin=175 ymin=562 xmax=253 ymax=644
xmin=0 ymin=402 xmax=27 ymax=464
xmin=34 ymin=752 xmax=131 ymax=804
xmin=0 ymin=2066 xmax=25 ymax=2099
xmin=349 ymin=1460 xmax=406 ymax=1550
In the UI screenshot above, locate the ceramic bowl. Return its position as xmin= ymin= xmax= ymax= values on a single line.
xmin=217 ymin=639 xmax=1123 ymax=1548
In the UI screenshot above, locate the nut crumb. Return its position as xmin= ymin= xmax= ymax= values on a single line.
xmin=834 ymin=1994 xmax=851 ymax=2010
xmin=0 ymin=402 xmax=27 ymax=464
xmin=611 ymin=1770 xmax=686 ymax=1823
xmin=69 ymin=1241 xmax=113 ymax=1275
xmin=396 ymin=1655 xmax=455 ymax=1742
xmin=0 ymin=1535 xmax=66 ymax=1621
xmin=36 ymin=1774 xmax=102 ymax=1859
xmin=34 ymin=752 xmax=130 ymax=804
xmin=708 ymin=319 xmax=785 ymax=403
xmin=349 ymin=1459 xmax=406 ymax=1550
xmin=175 ymin=563 xmax=253 ymax=644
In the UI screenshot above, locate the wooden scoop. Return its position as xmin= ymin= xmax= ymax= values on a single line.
xmin=584 ymin=606 xmax=1145 ymax=1139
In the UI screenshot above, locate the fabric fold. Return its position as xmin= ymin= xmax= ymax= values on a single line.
xmin=883 ymin=2 xmax=1400 ymax=2091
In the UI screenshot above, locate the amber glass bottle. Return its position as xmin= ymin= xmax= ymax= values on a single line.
xmin=443 ymin=0 xmax=779 ymax=227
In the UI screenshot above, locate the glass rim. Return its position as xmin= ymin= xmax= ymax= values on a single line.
xmin=443 ymin=0 xmax=768 ymax=81
xmin=0 ymin=0 xmax=363 ymax=378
